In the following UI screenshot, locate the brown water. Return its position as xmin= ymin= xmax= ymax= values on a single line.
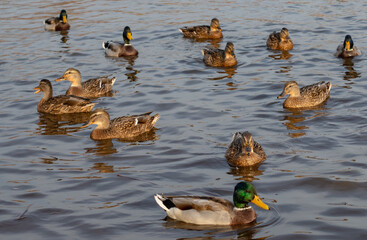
xmin=1 ymin=0 xmax=367 ymax=239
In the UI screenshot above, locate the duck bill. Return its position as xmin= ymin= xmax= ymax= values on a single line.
xmin=62 ymin=15 xmax=67 ymax=23
xmin=55 ymin=77 xmax=65 ymax=82
xmin=34 ymin=87 xmax=41 ymax=94
xmin=218 ymin=27 xmax=222 ymax=32
xmin=127 ymin=32 xmax=133 ymax=40
xmin=251 ymin=195 xmax=269 ymax=210
xmin=277 ymin=91 xmax=286 ymax=99
xmin=80 ymin=121 xmax=93 ymax=129
xmin=345 ymin=41 xmax=350 ymax=51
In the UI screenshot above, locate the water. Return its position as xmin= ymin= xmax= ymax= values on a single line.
xmin=1 ymin=0 xmax=367 ymax=239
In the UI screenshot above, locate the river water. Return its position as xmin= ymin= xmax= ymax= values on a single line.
xmin=1 ymin=0 xmax=367 ymax=239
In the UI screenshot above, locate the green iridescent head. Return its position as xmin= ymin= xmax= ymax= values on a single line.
xmin=123 ymin=26 xmax=133 ymax=44
xmin=233 ymin=182 xmax=269 ymax=210
xmin=59 ymin=10 xmax=68 ymax=24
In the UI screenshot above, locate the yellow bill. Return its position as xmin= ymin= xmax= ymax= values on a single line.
xmin=345 ymin=41 xmax=351 ymax=51
xmin=251 ymin=195 xmax=270 ymax=210
xmin=34 ymin=87 xmax=40 ymax=94
xmin=55 ymin=77 xmax=65 ymax=82
xmin=127 ymin=32 xmax=133 ymax=40
xmin=62 ymin=15 xmax=67 ymax=23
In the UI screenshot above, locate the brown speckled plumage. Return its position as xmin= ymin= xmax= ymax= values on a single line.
xmin=202 ymin=42 xmax=237 ymax=67
xmin=267 ymin=28 xmax=293 ymax=51
xmin=179 ymin=18 xmax=223 ymax=39
xmin=226 ymin=132 xmax=266 ymax=167
xmin=56 ymin=68 xmax=116 ymax=98
xmin=278 ymin=81 xmax=332 ymax=109
xmin=34 ymin=79 xmax=95 ymax=114
xmin=85 ymin=109 xmax=160 ymax=140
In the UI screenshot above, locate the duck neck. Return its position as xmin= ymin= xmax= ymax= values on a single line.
xmin=42 ymin=88 xmax=53 ymax=101
xmin=70 ymin=74 xmax=82 ymax=87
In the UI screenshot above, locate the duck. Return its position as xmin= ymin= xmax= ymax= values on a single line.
xmin=266 ymin=27 xmax=293 ymax=51
xmin=82 ymin=109 xmax=160 ymax=140
xmin=278 ymin=81 xmax=331 ymax=109
xmin=44 ymin=9 xmax=70 ymax=31
xmin=179 ymin=18 xmax=223 ymax=39
xmin=55 ymin=68 xmax=116 ymax=98
xmin=154 ymin=181 xmax=269 ymax=226
xmin=34 ymin=79 xmax=95 ymax=114
xmin=225 ymin=132 xmax=266 ymax=167
xmin=202 ymin=42 xmax=237 ymax=67
xmin=335 ymin=35 xmax=361 ymax=58
xmin=102 ymin=26 xmax=138 ymax=57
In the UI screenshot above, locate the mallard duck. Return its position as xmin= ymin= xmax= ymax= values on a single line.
xmin=82 ymin=109 xmax=160 ymax=140
xmin=55 ymin=68 xmax=116 ymax=98
xmin=179 ymin=18 xmax=223 ymax=39
xmin=278 ymin=81 xmax=331 ymax=109
xmin=266 ymin=28 xmax=293 ymax=51
xmin=34 ymin=79 xmax=95 ymax=114
xmin=44 ymin=9 xmax=70 ymax=31
xmin=225 ymin=132 xmax=266 ymax=167
xmin=102 ymin=26 xmax=138 ymax=57
xmin=202 ymin=42 xmax=237 ymax=67
xmin=154 ymin=181 xmax=269 ymax=225
xmin=335 ymin=35 xmax=361 ymax=58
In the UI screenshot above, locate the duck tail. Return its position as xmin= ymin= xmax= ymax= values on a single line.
xmin=152 ymin=113 xmax=160 ymax=125
xmin=179 ymin=28 xmax=183 ymax=33
xmin=102 ymin=41 xmax=108 ymax=49
xmin=111 ymin=77 xmax=116 ymax=86
xmin=154 ymin=194 xmax=175 ymax=211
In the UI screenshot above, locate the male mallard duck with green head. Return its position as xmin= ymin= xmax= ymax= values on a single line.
xmin=102 ymin=26 xmax=138 ymax=57
xmin=34 ymin=79 xmax=95 ymax=114
xmin=82 ymin=109 xmax=160 ymax=140
xmin=335 ymin=35 xmax=361 ymax=58
xmin=202 ymin=42 xmax=237 ymax=67
xmin=278 ymin=81 xmax=331 ymax=109
xmin=55 ymin=68 xmax=116 ymax=98
xmin=267 ymin=28 xmax=293 ymax=51
xmin=44 ymin=10 xmax=70 ymax=31
xmin=226 ymin=132 xmax=266 ymax=167
xmin=179 ymin=18 xmax=223 ymax=39
xmin=154 ymin=181 xmax=269 ymax=225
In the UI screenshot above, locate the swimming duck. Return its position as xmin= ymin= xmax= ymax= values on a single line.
xmin=335 ymin=35 xmax=361 ymax=58
xmin=225 ymin=132 xmax=266 ymax=167
xmin=154 ymin=181 xmax=269 ymax=225
xmin=278 ymin=81 xmax=331 ymax=109
xmin=55 ymin=68 xmax=116 ymax=98
xmin=82 ymin=109 xmax=160 ymax=140
xmin=266 ymin=28 xmax=293 ymax=51
xmin=44 ymin=9 xmax=70 ymax=31
xmin=202 ymin=42 xmax=237 ymax=67
xmin=102 ymin=26 xmax=138 ymax=57
xmin=34 ymin=79 xmax=95 ymax=114
xmin=179 ymin=18 xmax=223 ymax=39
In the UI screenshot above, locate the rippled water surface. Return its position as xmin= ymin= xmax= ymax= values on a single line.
xmin=1 ymin=0 xmax=367 ymax=239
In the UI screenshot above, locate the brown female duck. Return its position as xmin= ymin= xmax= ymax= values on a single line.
xmin=44 ymin=10 xmax=70 ymax=31
xmin=202 ymin=42 xmax=237 ymax=67
xmin=102 ymin=26 xmax=138 ymax=57
xmin=56 ymin=68 xmax=116 ymax=98
xmin=179 ymin=18 xmax=223 ymax=39
xmin=278 ymin=81 xmax=331 ymax=109
xmin=83 ymin=109 xmax=160 ymax=140
xmin=154 ymin=181 xmax=269 ymax=225
xmin=335 ymin=35 xmax=361 ymax=58
xmin=267 ymin=27 xmax=293 ymax=51
xmin=225 ymin=132 xmax=266 ymax=167
xmin=34 ymin=79 xmax=95 ymax=114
